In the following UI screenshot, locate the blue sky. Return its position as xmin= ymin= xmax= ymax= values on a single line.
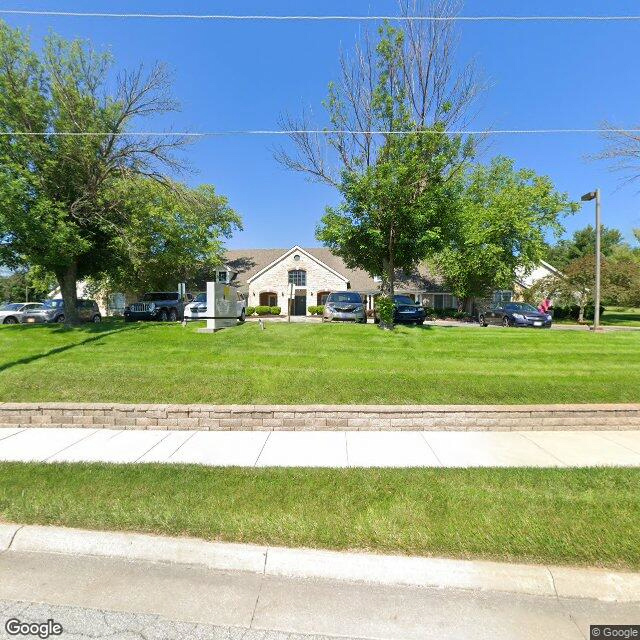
xmin=3 ymin=0 xmax=640 ymax=250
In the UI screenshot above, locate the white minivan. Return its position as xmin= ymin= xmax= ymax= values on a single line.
xmin=184 ymin=290 xmax=247 ymax=322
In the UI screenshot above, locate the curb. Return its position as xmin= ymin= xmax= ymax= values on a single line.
xmin=1 ymin=523 xmax=638 ymax=603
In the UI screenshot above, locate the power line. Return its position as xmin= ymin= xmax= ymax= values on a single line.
xmin=1 ymin=10 xmax=640 ymax=21
xmin=1 ymin=128 xmax=639 ymax=137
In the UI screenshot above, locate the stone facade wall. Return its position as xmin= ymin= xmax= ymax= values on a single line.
xmin=248 ymin=250 xmax=347 ymax=314
xmin=2 ymin=403 xmax=640 ymax=431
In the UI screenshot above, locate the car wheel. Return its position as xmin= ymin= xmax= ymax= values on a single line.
xmin=168 ymin=308 xmax=178 ymax=322
xmin=239 ymin=309 xmax=246 ymax=323
xmin=479 ymin=314 xmax=487 ymax=327
xmin=502 ymin=316 xmax=511 ymax=327
xmin=92 ymin=314 xmax=101 ymax=323
xmin=3 ymin=316 xmax=18 ymax=325
xmin=158 ymin=309 xmax=168 ymax=322
xmin=56 ymin=315 xmax=65 ymax=323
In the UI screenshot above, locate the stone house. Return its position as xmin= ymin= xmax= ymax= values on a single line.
xmin=221 ymin=245 xmax=456 ymax=316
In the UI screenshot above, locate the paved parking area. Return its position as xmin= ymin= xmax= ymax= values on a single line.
xmin=1 ymin=427 xmax=639 ymax=467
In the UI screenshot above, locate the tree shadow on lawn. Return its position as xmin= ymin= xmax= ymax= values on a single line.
xmin=0 ymin=322 xmax=140 ymax=374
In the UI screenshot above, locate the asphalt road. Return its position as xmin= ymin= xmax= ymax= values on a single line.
xmin=0 ymin=551 xmax=638 ymax=640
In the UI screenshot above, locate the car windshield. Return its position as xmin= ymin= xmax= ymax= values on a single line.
xmin=394 ymin=296 xmax=415 ymax=305
xmin=43 ymin=300 xmax=64 ymax=309
xmin=505 ymin=303 xmax=539 ymax=313
xmin=142 ymin=292 xmax=179 ymax=302
xmin=328 ymin=292 xmax=362 ymax=303
xmin=0 ymin=303 xmax=24 ymax=311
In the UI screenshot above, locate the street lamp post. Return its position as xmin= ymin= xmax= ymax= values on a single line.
xmin=580 ymin=189 xmax=602 ymax=331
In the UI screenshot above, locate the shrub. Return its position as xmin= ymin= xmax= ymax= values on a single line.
xmin=255 ymin=305 xmax=271 ymax=316
xmin=246 ymin=306 xmax=255 ymax=317
xmin=375 ymin=295 xmax=395 ymax=327
xmin=270 ymin=306 xmax=281 ymax=315
xmin=308 ymin=305 xmax=317 ymax=315
xmin=315 ymin=304 xmax=324 ymax=315
xmin=552 ymin=304 xmax=604 ymax=322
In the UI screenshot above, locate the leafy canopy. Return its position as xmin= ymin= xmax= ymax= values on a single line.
xmin=435 ymin=157 xmax=578 ymax=302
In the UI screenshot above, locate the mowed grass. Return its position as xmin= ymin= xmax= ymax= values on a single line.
xmin=0 ymin=463 xmax=638 ymax=569
xmin=602 ymin=306 xmax=640 ymax=327
xmin=1 ymin=320 xmax=640 ymax=403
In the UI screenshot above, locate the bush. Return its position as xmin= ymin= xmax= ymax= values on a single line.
xmin=308 ymin=305 xmax=317 ymax=315
xmin=315 ymin=304 xmax=324 ymax=315
xmin=270 ymin=306 xmax=281 ymax=315
xmin=424 ymin=307 xmax=459 ymax=320
xmin=552 ymin=304 xmax=605 ymax=322
xmin=375 ymin=295 xmax=395 ymax=327
xmin=308 ymin=305 xmax=324 ymax=315
xmin=246 ymin=306 xmax=255 ymax=317
xmin=255 ymin=305 xmax=271 ymax=316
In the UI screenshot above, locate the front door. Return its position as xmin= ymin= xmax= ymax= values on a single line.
xmin=294 ymin=294 xmax=306 ymax=316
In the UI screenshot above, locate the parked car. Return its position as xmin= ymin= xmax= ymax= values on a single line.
xmin=373 ymin=295 xmax=426 ymax=325
xmin=322 ymin=291 xmax=367 ymax=323
xmin=124 ymin=291 xmax=192 ymax=322
xmin=0 ymin=302 xmax=44 ymax=325
xmin=22 ymin=299 xmax=101 ymax=324
xmin=478 ymin=302 xmax=552 ymax=328
xmin=184 ymin=290 xmax=247 ymax=322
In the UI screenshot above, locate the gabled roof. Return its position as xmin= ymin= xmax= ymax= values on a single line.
xmin=223 ymin=246 xmax=445 ymax=293
xmin=245 ymin=246 xmax=348 ymax=285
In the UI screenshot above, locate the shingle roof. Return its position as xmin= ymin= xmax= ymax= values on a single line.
xmin=223 ymin=247 xmax=445 ymax=293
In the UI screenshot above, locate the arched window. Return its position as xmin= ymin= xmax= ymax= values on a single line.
xmin=288 ymin=270 xmax=307 ymax=287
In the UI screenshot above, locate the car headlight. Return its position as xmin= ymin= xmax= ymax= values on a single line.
xmin=148 ymin=303 xmax=156 ymax=312
xmin=353 ymin=305 xmax=364 ymax=311
xmin=546 ymin=314 xmax=552 ymax=321
xmin=512 ymin=313 xmax=524 ymax=320
xmin=325 ymin=303 xmax=334 ymax=310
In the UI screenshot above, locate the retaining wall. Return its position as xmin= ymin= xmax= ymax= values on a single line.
xmin=1 ymin=403 xmax=640 ymax=431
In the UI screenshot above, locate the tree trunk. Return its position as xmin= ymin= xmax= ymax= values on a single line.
xmin=379 ymin=254 xmax=395 ymax=330
xmin=57 ymin=262 xmax=81 ymax=325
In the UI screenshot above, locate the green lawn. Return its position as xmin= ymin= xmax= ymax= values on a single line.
xmin=1 ymin=463 xmax=637 ymax=570
xmin=602 ymin=307 xmax=640 ymax=327
xmin=1 ymin=319 xmax=640 ymax=404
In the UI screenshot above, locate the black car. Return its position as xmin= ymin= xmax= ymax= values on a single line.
xmin=479 ymin=302 xmax=552 ymax=329
xmin=124 ymin=291 xmax=192 ymax=322
xmin=374 ymin=295 xmax=426 ymax=325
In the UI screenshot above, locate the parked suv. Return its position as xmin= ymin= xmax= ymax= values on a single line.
xmin=124 ymin=291 xmax=192 ymax=322
xmin=22 ymin=299 xmax=101 ymax=324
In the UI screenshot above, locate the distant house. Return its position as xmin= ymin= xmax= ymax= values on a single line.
xmin=221 ymin=245 xmax=456 ymax=316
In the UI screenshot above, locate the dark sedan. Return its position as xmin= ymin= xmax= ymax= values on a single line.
xmin=479 ymin=302 xmax=552 ymax=328
xmin=374 ymin=295 xmax=426 ymax=325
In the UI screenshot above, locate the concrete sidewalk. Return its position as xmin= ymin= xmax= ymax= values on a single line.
xmin=1 ymin=427 xmax=640 ymax=467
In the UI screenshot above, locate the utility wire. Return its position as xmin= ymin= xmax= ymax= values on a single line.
xmin=1 ymin=10 xmax=640 ymax=21
xmin=1 ymin=129 xmax=639 ymax=137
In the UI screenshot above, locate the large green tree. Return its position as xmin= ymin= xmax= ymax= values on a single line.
xmin=0 ymin=22 xmax=185 ymax=322
xmin=94 ymin=178 xmax=241 ymax=294
xmin=435 ymin=157 xmax=578 ymax=307
xmin=278 ymin=4 xmax=481 ymax=326
xmin=547 ymin=225 xmax=624 ymax=269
